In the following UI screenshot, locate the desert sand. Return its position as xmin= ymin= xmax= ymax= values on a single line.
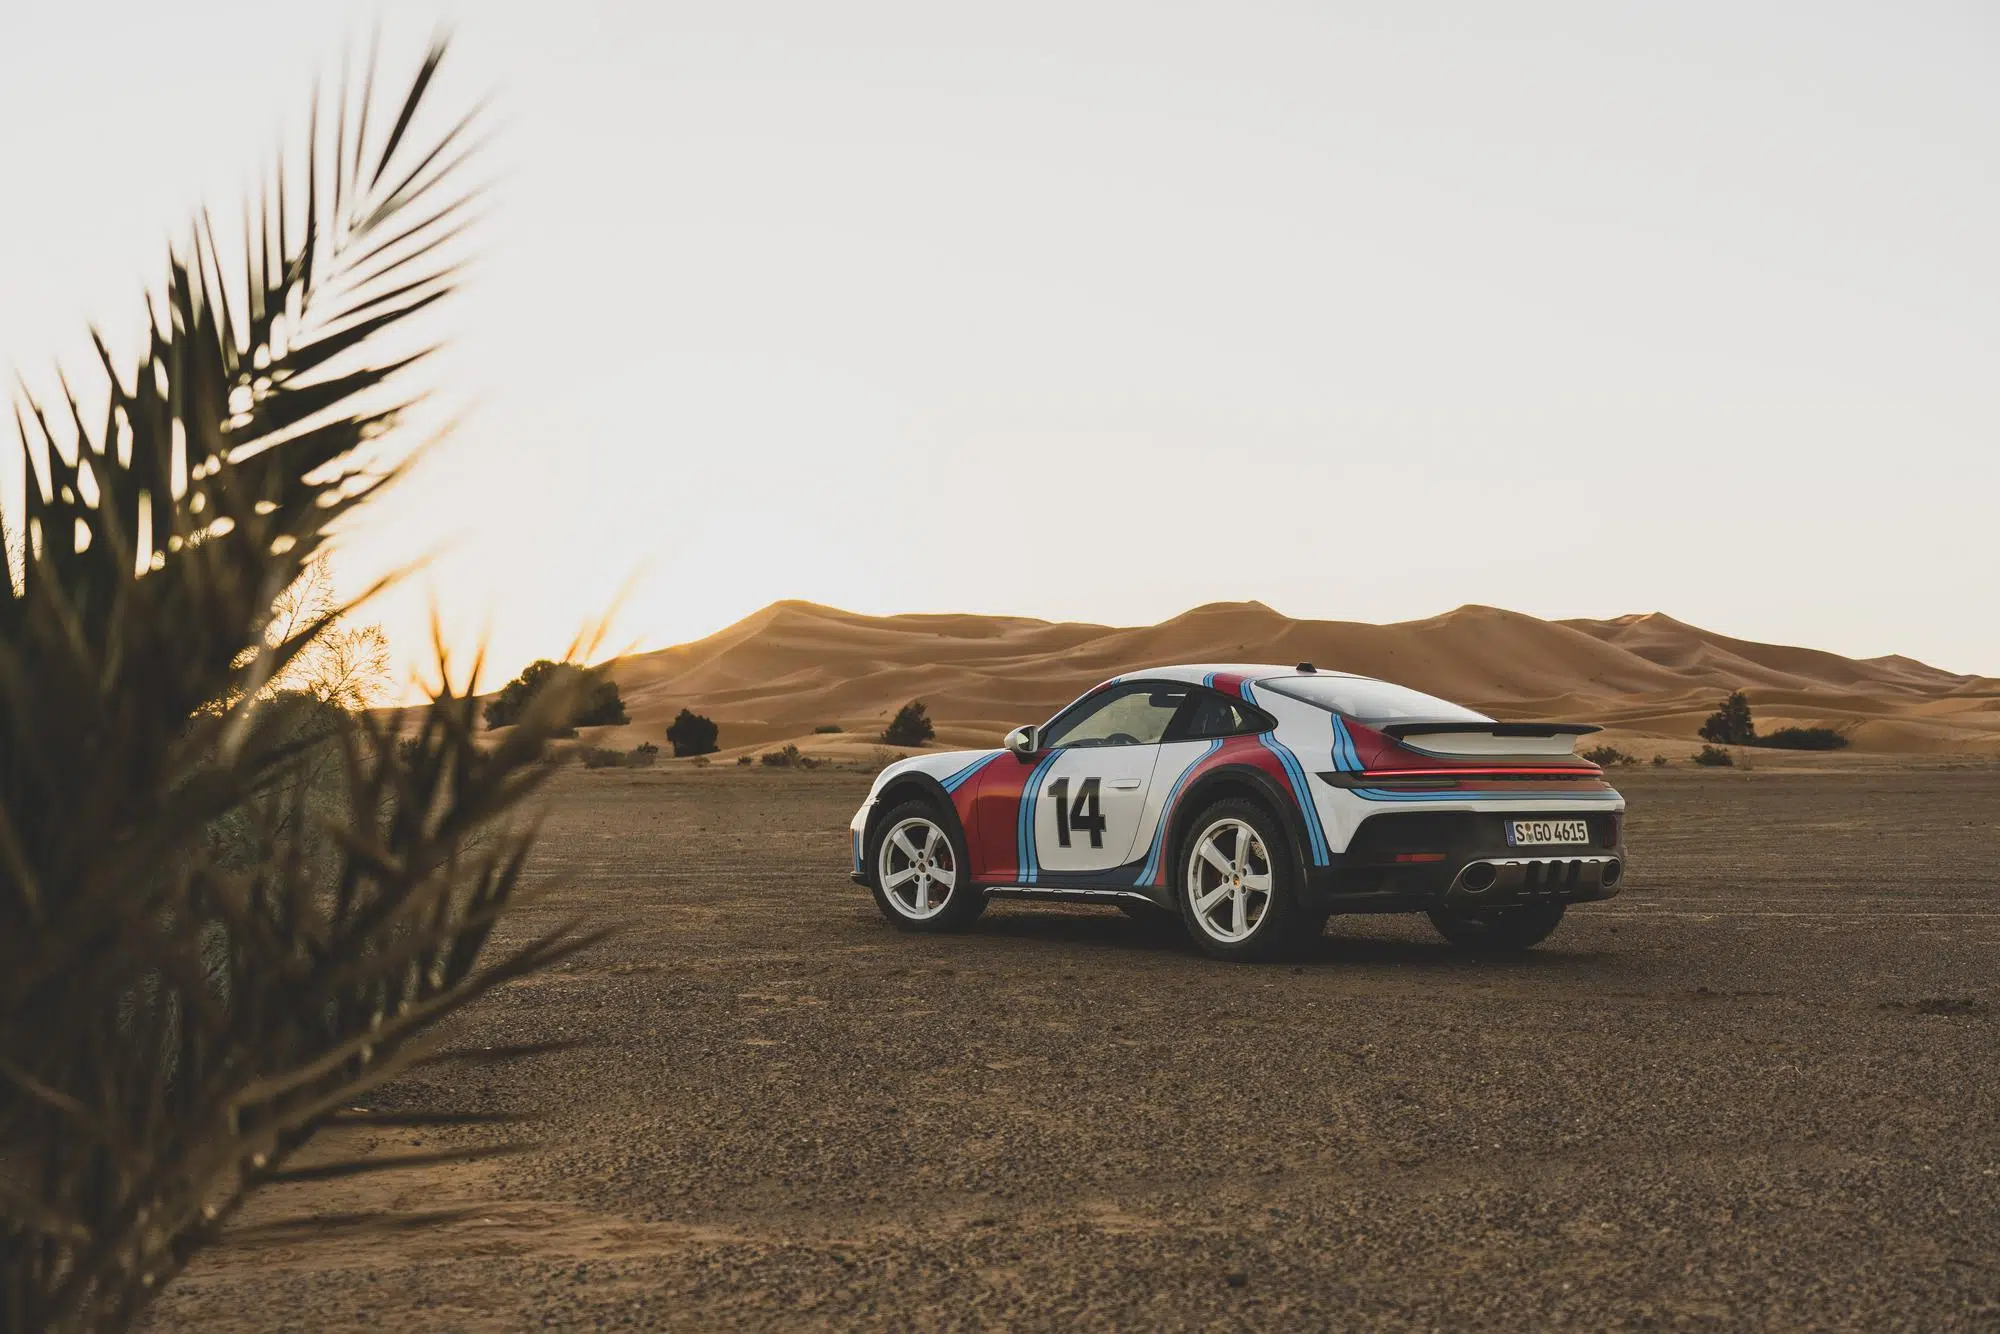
xmin=564 ymin=601 xmax=1999 ymax=758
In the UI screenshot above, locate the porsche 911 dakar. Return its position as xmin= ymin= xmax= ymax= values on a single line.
xmin=847 ymin=664 xmax=1626 ymax=960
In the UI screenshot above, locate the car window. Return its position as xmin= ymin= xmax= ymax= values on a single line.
xmin=1179 ymin=689 xmax=1266 ymax=740
xmin=1043 ymin=684 xmax=1190 ymax=748
xmin=1258 ymin=676 xmax=1491 ymax=724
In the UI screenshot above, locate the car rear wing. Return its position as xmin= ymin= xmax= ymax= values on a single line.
xmin=1378 ymin=721 xmax=1602 ymax=759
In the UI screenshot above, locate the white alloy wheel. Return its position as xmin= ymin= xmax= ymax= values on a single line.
xmin=878 ymin=816 xmax=958 ymax=920
xmin=1185 ymin=817 xmax=1274 ymax=943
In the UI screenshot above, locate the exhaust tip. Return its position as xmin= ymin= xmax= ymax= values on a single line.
xmin=1460 ymin=861 xmax=1499 ymax=894
xmin=1601 ymin=859 xmax=1623 ymax=888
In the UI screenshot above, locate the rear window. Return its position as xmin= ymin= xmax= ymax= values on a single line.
xmin=1258 ymin=676 xmax=1491 ymax=724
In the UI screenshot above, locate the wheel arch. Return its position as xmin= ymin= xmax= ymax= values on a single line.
xmin=1167 ymin=764 xmax=1312 ymax=884
xmin=864 ymin=772 xmax=966 ymax=880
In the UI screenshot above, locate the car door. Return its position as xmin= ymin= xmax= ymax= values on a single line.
xmin=1025 ymin=681 xmax=1194 ymax=881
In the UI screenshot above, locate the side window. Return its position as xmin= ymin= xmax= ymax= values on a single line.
xmin=1042 ymin=683 xmax=1191 ymax=749
xmin=1177 ymin=688 xmax=1270 ymax=741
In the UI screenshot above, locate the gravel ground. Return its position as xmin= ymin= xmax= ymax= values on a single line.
xmin=147 ymin=763 xmax=2000 ymax=1331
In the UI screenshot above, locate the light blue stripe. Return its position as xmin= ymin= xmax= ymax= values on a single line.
xmin=941 ymin=752 xmax=1000 ymax=794
xmin=1137 ymin=739 xmax=1222 ymax=886
xmin=1239 ymin=680 xmax=1331 ymax=865
xmin=1016 ymin=751 xmax=1062 ymax=883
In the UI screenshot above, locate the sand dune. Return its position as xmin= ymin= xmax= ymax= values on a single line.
xmin=573 ymin=601 xmax=1999 ymax=757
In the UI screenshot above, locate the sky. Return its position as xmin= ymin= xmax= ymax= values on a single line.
xmin=3 ymin=0 xmax=1997 ymax=686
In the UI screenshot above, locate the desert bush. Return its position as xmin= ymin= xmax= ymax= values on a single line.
xmin=581 ymin=746 xmax=623 ymax=769
xmin=761 ymin=743 xmax=803 ymax=768
xmin=689 ymin=755 xmax=710 ymax=768
xmin=814 ymin=723 xmax=843 ymax=734
xmin=736 ymin=754 xmax=753 ymax=766
xmin=484 ymin=659 xmax=627 ymax=731
xmin=631 ymin=741 xmax=660 ymax=765
xmin=1755 ymin=726 xmax=1850 ymax=751
xmin=881 ymin=700 xmax=935 ymax=747
xmin=0 ymin=43 xmax=596 ymax=1333
xmin=1693 ymin=745 xmax=1735 ymax=767
xmin=1581 ymin=744 xmax=1635 ymax=767
xmin=665 ymin=707 xmax=719 ymax=757
xmin=1652 ymin=754 xmax=1670 ymax=767
xmin=1698 ymin=690 xmax=1756 ymax=745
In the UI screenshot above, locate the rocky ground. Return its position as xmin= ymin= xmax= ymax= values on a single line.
xmin=147 ymin=763 xmax=2000 ymax=1331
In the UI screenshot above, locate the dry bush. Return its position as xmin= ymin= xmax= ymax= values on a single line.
xmin=0 ymin=40 xmax=595 ymax=1334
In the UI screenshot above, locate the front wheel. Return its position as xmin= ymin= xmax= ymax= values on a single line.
xmin=1426 ymin=903 xmax=1566 ymax=952
xmin=1177 ymin=799 xmax=1312 ymax=961
xmin=867 ymin=800 xmax=986 ymax=933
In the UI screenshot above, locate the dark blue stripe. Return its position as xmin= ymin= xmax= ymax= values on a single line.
xmin=1136 ymin=739 xmax=1222 ymax=886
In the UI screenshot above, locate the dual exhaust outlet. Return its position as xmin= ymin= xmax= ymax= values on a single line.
xmin=1454 ymin=855 xmax=1622 ymax=897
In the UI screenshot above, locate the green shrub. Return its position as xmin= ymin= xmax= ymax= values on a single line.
xmin=881 ymin=700 xmax=935 ymax=747
xmin=1693 ymin=745 xmax=1735 ymax=767
xmin=761 ymin=743 xmax=803 ymax=768
xmin=666 ymin=707 xmax=720 ymax=757
xmin=1754 ymin=726 xmax=1849 ymax=751
xmin=814 ymin=723 xmax=843 ymax=734
xmin=485 ymin=659 xmax=628 ymax=731
xmin=1698 ymin=690 xmax=1756 ymax=745
xmin=1581 ymin=744 xmax=1635 ymax=768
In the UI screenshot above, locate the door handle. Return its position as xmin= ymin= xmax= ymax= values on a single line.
xmin=1109 ymin=779 xmax=1142 ymax=790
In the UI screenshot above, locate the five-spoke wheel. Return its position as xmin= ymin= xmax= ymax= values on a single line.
xmin=1185 ymin=817 xmax=1272 ymax=943
xmin=878 ymin=816 xmax=957 ymax=919
xmin=866 ymin=799 xmax=987 ymax=933
xmin=1177 ymin=797 xmax=1310 ymax=960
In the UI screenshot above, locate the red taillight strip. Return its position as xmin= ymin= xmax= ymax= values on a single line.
xmin=1360 ymin=767 xmax=1599 ymax=778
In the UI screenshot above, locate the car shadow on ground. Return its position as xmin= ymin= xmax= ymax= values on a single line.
xmin=960 ymin=905 xmax=1615 ymax=973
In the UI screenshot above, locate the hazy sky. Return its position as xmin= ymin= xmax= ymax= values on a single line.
xmin=4 ymin=0 xmax=1996 ymax=683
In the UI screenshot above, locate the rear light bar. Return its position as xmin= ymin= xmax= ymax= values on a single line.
xmin=1359 ymin=766 xmax=1599 ymax=778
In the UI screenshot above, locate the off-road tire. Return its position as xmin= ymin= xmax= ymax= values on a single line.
xmin=1426 ymin=903 xmax=1566 ymax=952
xmin=1176 ymin=797 xmax=1312 ymax=962
xmin=866 ymin=798 xmax=986 ymax=933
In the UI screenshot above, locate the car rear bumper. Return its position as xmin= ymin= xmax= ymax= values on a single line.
xmin=1305 ymin=809 xmax=1626 ymax=913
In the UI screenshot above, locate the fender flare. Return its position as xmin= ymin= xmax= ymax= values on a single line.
xmin=1165 ymin=762 xmax=1315 ymax=887
xmin=863 ymin=771 xmax=970 ymax=882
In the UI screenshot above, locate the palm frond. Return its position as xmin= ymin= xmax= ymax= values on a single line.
xmin=0 ymin=38 xmax=596 ymax=1334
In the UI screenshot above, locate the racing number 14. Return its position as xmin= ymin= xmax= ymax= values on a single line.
xmin=1048 ymin=777 xmax=1107 ymax=849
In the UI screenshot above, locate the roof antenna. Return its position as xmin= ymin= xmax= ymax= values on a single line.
xmin=1295 ymin=661 xmax=1317 ymax=673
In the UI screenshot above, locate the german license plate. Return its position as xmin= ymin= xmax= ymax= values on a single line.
xmin=1507 ymin=818 xmax=1590 ymax=846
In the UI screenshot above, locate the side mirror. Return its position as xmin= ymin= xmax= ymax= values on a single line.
xmin=1004 ymin=725 xmax=1040 ymax=758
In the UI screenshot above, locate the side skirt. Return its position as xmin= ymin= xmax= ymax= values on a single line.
xmin=982 ymin=884 xmax=1169 ymax=908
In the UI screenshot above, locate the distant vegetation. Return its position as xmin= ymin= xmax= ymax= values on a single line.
xmin=1694 ymin=745 xmax=1735 ymax=767
xmin=1698 ymin=689 xmax=1848 ymax=751
xmin=814 ymin=723 xmax=844 ymax=734
xmin=1582 ymin=744 xmax=1636 ymax=767
xmin=485 ymin=660 xmax=628 ymax=732
xmin=1699 ymin=691 xmax=1757 ymax=745
xmin=1756 ymin=726 xmax=1850 ymax=751
xmin=582 ymin=742 xmax=658 ymax=769
xmin=667 ymin=707 xmax=721 ymax=757
xmin=881 ymin=700 xmax=935 ymax=747
xmin=762 ymin=743 xmax=804 ymax=768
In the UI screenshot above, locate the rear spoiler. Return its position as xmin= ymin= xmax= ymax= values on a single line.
xmin=1382 ymin=722 xmax=1602 ymax=739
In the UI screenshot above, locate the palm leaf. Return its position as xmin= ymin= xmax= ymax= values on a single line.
xmin=0 ymin=38 xmax=599 ymax=1334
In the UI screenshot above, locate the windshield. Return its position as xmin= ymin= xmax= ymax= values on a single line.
xmin=1258 ymin=676 xmax=1492 ymax=724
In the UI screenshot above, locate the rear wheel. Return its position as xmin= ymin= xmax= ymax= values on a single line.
xmin=1177 ymin=798 xmax=1311 ymax=961
xmin=867 ymin=800 xmax=986 ymax=933
xmin=1427 ymin=903 xmax=1565 ymax=952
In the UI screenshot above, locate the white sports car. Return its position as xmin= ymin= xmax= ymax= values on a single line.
xmin=848 ymin=664 xmax=1626 ymax=960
